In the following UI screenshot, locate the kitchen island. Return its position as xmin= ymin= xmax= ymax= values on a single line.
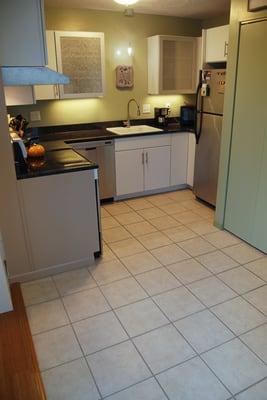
xmin=13 ymin=147 xmax=101 ymax=282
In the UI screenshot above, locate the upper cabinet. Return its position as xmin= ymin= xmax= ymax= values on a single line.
xmin=35 ymin=31 xmax=105 ymax=100
xmin=0 ymin=0 xmax=47 ymax=67
xmin=55 ymin=31 xmax=105 ymax=99
xmin=148 ymin=35 xmax=197 ymax=95
xmin=204 ymin=25 xmax=229 ymax=63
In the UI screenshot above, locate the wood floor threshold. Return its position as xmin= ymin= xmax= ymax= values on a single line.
xmin=0 ymin=283 xmax=47 ymax=400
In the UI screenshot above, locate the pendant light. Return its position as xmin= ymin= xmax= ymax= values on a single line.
xmin=114 ymin=0 xmax=139 ymax=4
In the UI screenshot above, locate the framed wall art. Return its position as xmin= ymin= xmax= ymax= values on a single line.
xmin=248 ymin=0 xmax=267 ymax=11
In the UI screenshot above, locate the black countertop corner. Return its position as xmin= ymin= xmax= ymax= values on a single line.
xmin=16 ymin=148 xmax=98 ymax=180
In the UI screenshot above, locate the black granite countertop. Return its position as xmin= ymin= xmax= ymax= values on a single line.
xmin=17 ymin=119 xmax=195 ymax=180
xmin=16 ymin=148 xmax=98 ymax=180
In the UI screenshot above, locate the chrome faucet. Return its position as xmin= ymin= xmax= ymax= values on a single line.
xmin=124 ymin=98 xmax=141 ymax=127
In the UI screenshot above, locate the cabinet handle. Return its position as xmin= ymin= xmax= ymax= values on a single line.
xmin=224 ymin=42 xmax=228 ymax=57
xmin=146 ymin=152 xmax=148 ymax=164
xmin=142 ymin=152 xmax=144 ymax=164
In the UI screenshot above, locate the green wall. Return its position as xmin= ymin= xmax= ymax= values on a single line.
xmin=8 ymin=8 xmax=202 ymax=127
xmin=215 ymin=0 xmax=267 ymax=228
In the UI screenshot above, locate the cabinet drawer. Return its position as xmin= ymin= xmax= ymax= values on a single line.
xmin=115 ymin=134 xmax=171 ymax=151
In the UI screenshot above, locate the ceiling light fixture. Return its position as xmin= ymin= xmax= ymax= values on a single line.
xmin=114 ymin=0 xmax=139 ymax=5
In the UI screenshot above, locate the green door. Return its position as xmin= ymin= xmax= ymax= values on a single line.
xmin=225 ymin=19 xmax=267 ymax=252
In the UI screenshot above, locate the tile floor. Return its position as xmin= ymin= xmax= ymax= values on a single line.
xmin=21 ymin=189 xmax=267 ymax=400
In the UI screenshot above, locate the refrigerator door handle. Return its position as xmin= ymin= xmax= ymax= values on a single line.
xmin=195 ymin=71 xmax=204 ymax=145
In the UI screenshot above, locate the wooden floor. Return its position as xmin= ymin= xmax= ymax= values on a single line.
xmin=0 ymin=284 xmax=46 ymax=400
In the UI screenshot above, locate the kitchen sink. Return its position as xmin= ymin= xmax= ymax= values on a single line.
xmin=106 ymin=125 xmax=163 ymax=135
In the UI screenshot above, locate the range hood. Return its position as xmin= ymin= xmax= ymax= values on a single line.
xmin=1 ymin=67 xmax=70 ymax=86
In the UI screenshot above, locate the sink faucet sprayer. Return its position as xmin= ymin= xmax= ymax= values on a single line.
xmin=124 ymin=98 xmax=140 ymax=127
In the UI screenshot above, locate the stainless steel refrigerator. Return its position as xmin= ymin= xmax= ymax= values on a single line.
xmin=193 ymin=69 xmax=226 ymax=207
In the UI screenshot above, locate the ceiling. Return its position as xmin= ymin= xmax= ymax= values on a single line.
xmin=45 ymin=0 xmax=230 ymax=19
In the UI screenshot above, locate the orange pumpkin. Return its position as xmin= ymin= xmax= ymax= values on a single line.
xmin=27 ymin=143 xmax=45 ymax=158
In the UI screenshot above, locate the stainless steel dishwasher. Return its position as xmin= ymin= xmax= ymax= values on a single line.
xmin=71 ymin=140 xmax=115 ymax=201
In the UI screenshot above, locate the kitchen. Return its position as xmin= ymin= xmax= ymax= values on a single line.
xmin=0 ymin=1 xmax=267 ymax=400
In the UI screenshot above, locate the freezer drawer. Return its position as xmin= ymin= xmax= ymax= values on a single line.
xmin=193 ymin=113 xmax=222 ymax=206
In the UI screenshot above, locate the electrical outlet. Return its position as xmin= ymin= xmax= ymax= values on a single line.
xmin=142 ymin=104 xmax=151 ymax=114
xmin=30 ymin=111 xmax=41 ymax=122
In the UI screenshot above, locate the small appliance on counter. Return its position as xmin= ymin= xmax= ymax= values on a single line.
xmin=10 ymin=131 xmax=28 ymax=172
xmin=154 ymin=107 xmax=170 ymax=126
xmin=180 ymin=105 xmax=196 ymax=128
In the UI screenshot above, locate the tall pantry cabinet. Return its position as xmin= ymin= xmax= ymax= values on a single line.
xmin=224 ymin=19 xmax=267 ymax=252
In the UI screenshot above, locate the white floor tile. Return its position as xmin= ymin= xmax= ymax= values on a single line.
xmin=53 ymin=268 xmax=97 ymax=296
xmin=62 ymin=287 xmax=110 ymax=323
xmin=124 ymin=221 xmax=157 ymax=236
xmin=218 ymin=267 xmax=265 ymax=294
xmin=204 ymin=231 xmax=240 ymax=249
xmin=202 ymin=339 xmax=267 ymax=394
xmin=109 ymin=238 xmax=146 ymax=258
xmin=149 ymin=215 xmax=181 ymax=230
xmin=196 ymin=251 xmax=239 ymax=274
xmin=73 ymin=311 xmax=128 ymax=355
xmin=163 ymin=226 xmax=197 ymax=243
xmin=120 ymin=251 xmax=161 ymax=275
xmin=157 ymin=357 xmax=230 ymax=400
xmin=133 ymin=324 xmax=195 ymax=374
xmin=33 ymin=325 xmax=82 ymax=371
xmin=42 ymin=358 xmax=100 ymax=400
xmin=103 ymin=226 xmax=132 ymax=243
xmin=89 ymin=259 xmax=130 ymax=285
xmin=235 ymin=379 xmax=267 ymax=400
xmin=188 ymin=276 xmax=236 ymax=307
xmin=211 ymin=297 xmax=266 ymax=335
xmin=222 ymin=243 xmax=264 ymax=264
xmin=114 ymin=211 xmax=144 ymax=226
xmin=21 ymin=277 xmax=58 ymax=306
xmin=244 ymin=257 xmax=267 ymax=281
xmin=175 ymin=309 xmax=234 ymax=353
xmin=243 ymin=285 xmax=267 ymax=314
xmin=87 ymin=341 xmax=151 ymax=397
xmin=167 ymin=259 xmax=211 ymax=285
xmin=153 ymin=287 xmax=205 ymax=322
xmin=240 ymin=324 xmax=267 ymax=363
xmin=27 ymin=299 xmax=68 ymax=335
xmin=138 ymin=232 xmax=172 ymax=250
xmin=135 ymin=268 xmax=181 ymax=296
xmin=151 ymin=244 xmax=190 ymax=265
xmin=101 ymin=277 xmax=148 ymax=308
xmin=179 ymin=237 xmax=216 ymax=257
xmin=115 ymin=298 xmax=168 ymax=337
xmin=105 ymin=378 xmax=167 ymax=400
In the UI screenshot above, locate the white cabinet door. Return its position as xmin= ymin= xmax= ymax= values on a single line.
xmin=115 ymin=149 xmax=144 ymax=196
xmin=170 ymin=133 xmax=189 ymax=186
xmin=55 ymin=31 xmax=105 ymax=99
xmin=187 ymin=133 xmax=196 ymax=187
xmin=205 ymin=25 xmax=229 ymax=63
xmin=144 ymin=146 xmax=171 ymax=191
xmin=148 ymin=35 xmax=197 ymax=95
xmin=0 ymin=0 xmax=47 ymax=67
xmin=35 ymin=31 xmax=60 ymax=100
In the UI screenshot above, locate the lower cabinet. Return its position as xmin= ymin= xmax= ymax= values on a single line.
xmin=115 ymin=144 xmax=171 ymax=196
xmin=115 ymin=132 xmax=192 ymax=197
xmin=144 ymin=146 xmax=171 ymax=191
xmin=17 ymin=170 xmax=100 ymax=277
xmin=115 ymin=149 xmax=144 ymax=195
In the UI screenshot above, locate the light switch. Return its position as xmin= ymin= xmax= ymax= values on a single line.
xmin=30 ymin=111 xmax=41 ymax=121
xmin=142 ymin=104 xmax=151 ymax=114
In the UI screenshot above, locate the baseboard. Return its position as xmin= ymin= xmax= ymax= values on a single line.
xmin=9 ymin=256 xmax=95 ymax=283
xmin=114 ymin=184 xmax=189 ymax=201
